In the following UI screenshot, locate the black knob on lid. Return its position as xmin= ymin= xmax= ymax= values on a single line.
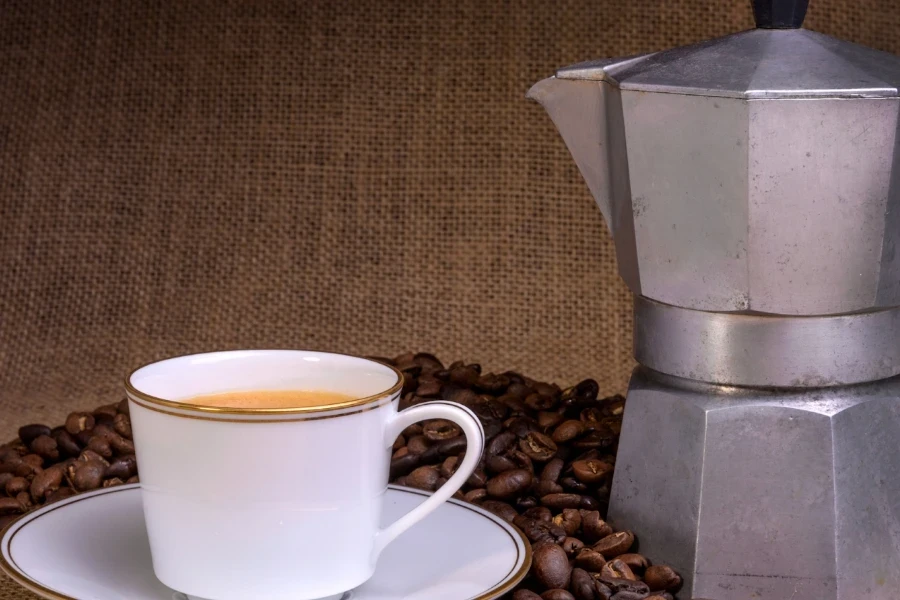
xmin=752 ymin=0 xmax=809 ymax=28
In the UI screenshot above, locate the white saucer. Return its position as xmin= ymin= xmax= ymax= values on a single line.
xmin=1 ymin=484 xmax=530 ymax=600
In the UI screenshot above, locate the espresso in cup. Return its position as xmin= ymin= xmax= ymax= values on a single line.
xmin=126 ymin=350 xmax=484 ymax=600
xmin=184 ymin=389 xmax=355 ymax=410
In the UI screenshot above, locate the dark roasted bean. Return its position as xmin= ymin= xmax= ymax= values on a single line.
xmin=532 ymin=542 xmax=571 ymax=589
xmin=552 ymin=420 xmax=585 ymax=444
xmin=644 ymin=565 xmax=682 ymax=592
xmin=575 ymin=548 xmax=608 ymax=572
xmin=65 ymin=413 xmax=95 ymax=435
xmin=406 ymin=466 xmax=440 ymax=491
xmin=30 ymin=435 xmax=59 ymax=461
xmin=486 ymin=469 xmax=533 ymax=499
xmin=520 ymin=432 xmax=557 ymax=462
xmin=18 ymin=424 xmax=51 ymax=446
xmin=593 ymin=531 xmax=635 ymax=558
xmin=570 ymin=568 xmax=596 ymax=600
xmin=616 ymin=554 xmax=648 ymax=574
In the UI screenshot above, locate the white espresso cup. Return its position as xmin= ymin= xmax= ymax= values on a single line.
xmin=125 ymin=350 xmax=485 ymax=600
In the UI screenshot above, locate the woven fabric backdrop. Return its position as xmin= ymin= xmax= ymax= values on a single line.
xmin=3 ymin=0 xmax=900 ymax=439
xmin=1 ymin=1 xmax=900 ymax=593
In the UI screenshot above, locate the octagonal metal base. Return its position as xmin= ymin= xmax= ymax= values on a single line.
xmin=609 ymin=368 xmax=900 ymax=600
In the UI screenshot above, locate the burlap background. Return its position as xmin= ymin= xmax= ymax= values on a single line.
xmin=2 ymin=1 xmax=900 ymax=596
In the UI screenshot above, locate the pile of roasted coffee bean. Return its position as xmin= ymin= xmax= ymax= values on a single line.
xmin=0 ymin=352 xmax=681 ymax=600
xmin=375 ymin=353 xmax=681 ymax=600
xmin=0 ymin=398 xmax=136 ymax=531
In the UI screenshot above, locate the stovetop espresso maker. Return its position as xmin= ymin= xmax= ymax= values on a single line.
xmin=530 ymin=1 xmax=900 ymax=598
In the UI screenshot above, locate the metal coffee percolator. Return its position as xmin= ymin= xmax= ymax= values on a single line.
xmin=529 ymin=1 xmax=900 ymax=598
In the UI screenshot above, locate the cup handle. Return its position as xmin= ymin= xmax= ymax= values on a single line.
xmin=372 ymin=400 xmax=485 ymax=563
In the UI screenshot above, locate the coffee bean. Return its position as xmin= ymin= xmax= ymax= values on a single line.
xmin=53 ymin=430 xmax=81 ymax=457
xmin=522 ymin=506 xmax=552 ymax=522
xmin=6 ymin=477 xmax=28 ymax=496
xmin=87 ymin=437 xmax=113 ymax=459
xmin=15 ymin=491 xmax=32 ymax=510
xmin=552 ymin=420 xmax=585 ymax=444
xmin=0 ymin=472 xmax=13 ymax=491
xmin=392 ymin=435 xmax=406 ymax=451
xmin=78 ymin=449 xmax=110 ymax=466
xmin=103 ymin=477 xmax=125 ymax=488
xmin=116 ymin=399 xmax=130 ymax=415
xmin=390 ymin=453 xmax=420 ymax=479
xmin=593 ymin=531 xmax=635 ymax=559
xmin=514 ymin=516 xmax=567 ymax=545
xmin=406 ymin=466 xmax=440 ymax=491
xmin=106 ymin=455 xmax=137 ymax=480
xmin=570 ymin=568 xmax=596 ymax=600
xmin=93 ymin=404 xmax=118 ymax=420
xmin=553 ymin=508 xmax=582 ymax=536
xmin=645 ymin=595 xmax=674 ymax=600
xmin=541 ymin=590 xmax=575 ymax=600
xmin=572 ymin=459 xmax=613 ymax=485
xmin=481 ymin=500 xmax=518 ymax=523
xmin=520 ymin=432 xmax=557 ymax=462
xmin=561 ymin=379 xmax=599 ymax=408
xmin=423 ymin=419 xmax=461 ymax=442
xmin=113 ymin=413 xmax=132 ymax=438
xmin=18 ymin=424 xmax=51 ymax=446
xmin=65 ymin=413 xmax=95 ymax=435
xmin=593 ymin=581 xmax=614 ymax=600
xmin=644 ymin=565 xmax=682 ymax=592
xmin=440 ymin=456 xmax=458 ymax=479
xmin=562 ymin=537 xmax=584 ymax=556
xmin=601 ymin=559 xmax=636 ymax=581
xmin=126 ymin=475 xmax=140 ymax=485
xmin=541 ymin=493 xmax=585 ymax=510
xmin=30 ymin=435 xmax=59 ymax=461
xmin=487 ymin=454 xmax=517 ymax=474
xmin=541 ymin=457 xmax=564 ymax=482
xmin=538 ymin=411 xmax=565 ymax=430
xmin=575 ymin=548 xmax=608 ymax=572
xmin=513 ymin=591 xmax=543 ymax=600
xmin=30 ymin=466 xmax=63 ymax=501
xmin=70 ymin=460 xmax=106 ymax=491
xmin=533 ymin=542 xmax=571 ymax=589
xmin=487 ymin=468 xmax=532 ymax=499
xmin=488 ymin=431 xmax=517 ymax=456
xmin=420 ymin=435 xmax=466 ymax=462
xmin=616 ymin=554 xmax=648 ymax=574
xmin=464 ymin=488 xmax=487 ymax=503
xmin=0 ymin=497 xmax=23 ymax=515
xmin=581 ymin=511 xmax=614 ymax=542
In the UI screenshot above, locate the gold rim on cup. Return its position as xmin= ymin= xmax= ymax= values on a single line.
xmin=124 ymin=349 xmax=405 ymax=416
